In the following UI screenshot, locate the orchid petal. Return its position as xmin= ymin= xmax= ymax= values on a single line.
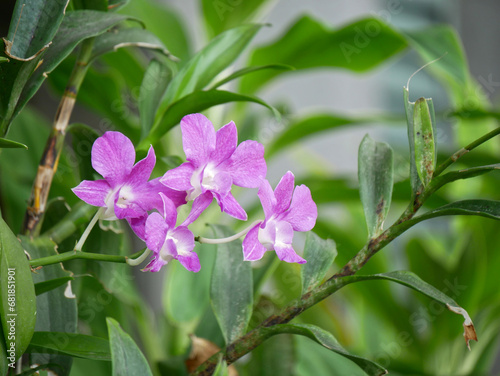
xmin=177 ymin=252 xmax=201 ymax=272
xmin=220 ymin=140 xmax=266 ymax=188
xmin=274 ymin=171 xmax=295 ymax=214
xmin=92 ymin=131 xmax=136 ymax=186
xmin=113 ymin=186 xmax=149 ymax=220
xmin=160 ymin=162 xmax=195 ymax=192
xmin=282 ymin=185 xmax=317 ymax=232
xmin=143 ymin=256 xmax=168 ymax=272
xmin=162 ymin=238 xmax=178 ymax=258
xmin=182 ymin=191 xmax=213 ymax=226
xmin=72 ymin=179 xmax=111 ymax=207
xmin=127 ymin=215 xmax=147 ymax=241
xmin=274 ymin=243 xmax=306 ymax=264
xmin=211 ymin=121 xmax=237 ymax=165
xmin=145 ymin=212 xmax=168 ymax=252
xmin=181 ymin=114 xmax=216 ymax=166
xmin=149 ymin=178 xmax=187 ymax=209
xmin=158 ymin=192 xmax=178 ymax=228
xmin=126 ymin=145 xmax=155 ymax=187
xmin=275 ymin=220 xmax=294 ymax=246
xmin=170 ymin=226 xmax=195 ymax=255
xmin=208 ymin=170 xmax=232 ymax=197
xmin=258 ymin=180 xmax=276 ymax=220
xmin=243 ymin=225 xmax=267 ymax=261
xmin=217 ymin=192 xmax=247 ymax=221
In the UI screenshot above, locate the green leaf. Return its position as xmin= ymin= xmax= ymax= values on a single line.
xmin=301 ymin=232 xmax=337 ymax=294
xmin=240 ymin=16 xmax=407 ymax=94
xmin=264 ymin=113 xmax=402 ymax=158
xmin=213 ymin=354 xmax=229 ymax=376
xmin=139 ymin=59 xmax=171 ymax=139
xmin=27 ymin=331 xmax=111 ymax=361
xmin=404 ymin=26 xmax=470 ymax=106
xmin=164 ymin=242 xmax=215 ymax=327
xmin=90 ymin=27 xmax=174 ymax=63
xmin=210 ymin=64 xmax=294 ymax=90
xmin=412 ymin=200 xmax=500 ymax=223
xmin=1 ymin=10 xmax=138 ymax=135
xmin=34 ymin=277 xmax=74 ymax=296
xmin=200 ymin=0 xmax=270 ymax=38
xmin=118 ymin=0 xmax=190 ymax=61
xmin=210 ymin=225 xmax=253 ymax=345
xmin=343 ymin=271 xmax=477 ymax=349
xmin=160 ymin=23 xmax=263 ymax=106
xmin=144 ymin=89 xmax=279 ymax=147
xmin=0 ymin=137 xmax=27 ymax=149
xmin=0 ymin=57 xmax=8 ymax=63
xmin=72 ymin=0 xmax=108 ymax=11
xmin=108 ymin=0 xmax=129 ymax=11
xmin=433 ymin=164 xmax=500 ymax=186
xmin=266 ymin=324 xmax=387 ymax=376
xmin=403 ymin=87 xmax=423 ymax=197
xmin=0 ymin=324 xmax=7 ymax=374
xmin=0 ymin=216 xmax=36 ymax=359
xmin=4 ymin=0 xmax=68 ymax=60
xmin=413 ymin=97 xmax=436 ymax=187
xmin=358 ymin=135 xmax=394 ymax=238
xmin=106 ymin=317 xmax=153 ymax=376
xmin=21 ymin=236 xmax=77 ymax=376
xmin=67 ymin=123 xmax=100 ymax=181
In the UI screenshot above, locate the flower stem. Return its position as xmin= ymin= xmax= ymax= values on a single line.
xmin=195 ymin=220 xmax=263 ymax=244
xmin=74 ymin=207 xmax=104 ymax=251
xmin=30 ymin=248 xmax=146 ymax=268
xmin=126 ymin=248 xmax=152 ymax=266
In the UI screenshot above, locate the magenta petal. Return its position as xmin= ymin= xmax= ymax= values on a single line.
xmin=160 ymin=162 xmax=195 ymax=192
xmin=274 ymin=171 xmax=295 ymax=214
xmin=72 ymin=179 xmax=110 ymax=207
xmin=243 ymin=225 xmax=267 ymax=261
xmin=159 ymin=192 xmax=178 ymax=228
xmin=209 ymin=171 xmax=232 ymax=197
xmin=274 ymin=243 xmax=306 ymax=264
xmin=163 ymin=238 xmax=178 ymax=258
xmin=282 ymin=185 xmax=317 ymax=232
xmin=181 ymin=114 xmax=216 ymax=166
xmin=258 ymin=180 xmax=276 ymax=220
xmin=145 ymin=212 xmax=168 ymax=252
xmin=275 ymin=220 xmax=294 ymax=245
xmin=220 ymin=140 xmax=266 ymax=188
xmin=126 ymin=145 xmax=155 ymax=186
xmin=217 ymin=192 xmax=247 ymax=221
xmin=150 ymin=178 xmax=186 ymax=209
xmin=92 ymin=131 xmax=136 ymax=185
xmin=128 ymin=215 xmax=147 ymax=241
xmin=177 ymin=252 xmax=201 ymax=272
xmin=170 ymin=226 xmax=195 ymax=254
xmin=181 ymin=191 xmax=213 ymax=226
xmin=211 ymin=121 xmax=237 ymax=165
xmin=143 ymin=256 xmax=167 ymax=272
xmin=113 ymin=190 xmax=148 ymax=220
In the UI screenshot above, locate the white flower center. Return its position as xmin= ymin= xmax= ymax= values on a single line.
xmin=187 ymin=163 xmax=218 ymax=201
xmin=258 ymin=218 xmax=276 ymax=251
xmin=102 ymin=185 xmax=133 ymax=220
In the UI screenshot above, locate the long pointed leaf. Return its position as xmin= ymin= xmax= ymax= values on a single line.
xmin=358 ymin=134 xmax=394 ymax=238
xmin=210 ymin=225 xmax=253 ymax=345
xmin=265 ymin=324 xmax=387 ymax=376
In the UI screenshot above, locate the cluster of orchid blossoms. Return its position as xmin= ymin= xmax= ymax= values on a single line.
xmin=72 ymin=113 xmax=318 ymax=273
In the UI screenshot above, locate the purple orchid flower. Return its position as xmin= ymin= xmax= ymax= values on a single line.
xmin=143 ymin=193 xmax=199 ymax=272
xmin=72 ymin=131 xmax=186 ymax=239
xmin=160 ymin=113 xmax=266 ymax=225
xmin=242 ymin=171 xmax=317 ymax=264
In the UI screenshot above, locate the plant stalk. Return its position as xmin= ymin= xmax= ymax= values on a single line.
xmin=22 ymin=38 xmax=95 ymax=236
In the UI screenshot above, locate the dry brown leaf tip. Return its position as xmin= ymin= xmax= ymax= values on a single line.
xmin=446 ymin=304 xmax=478 ymax=350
